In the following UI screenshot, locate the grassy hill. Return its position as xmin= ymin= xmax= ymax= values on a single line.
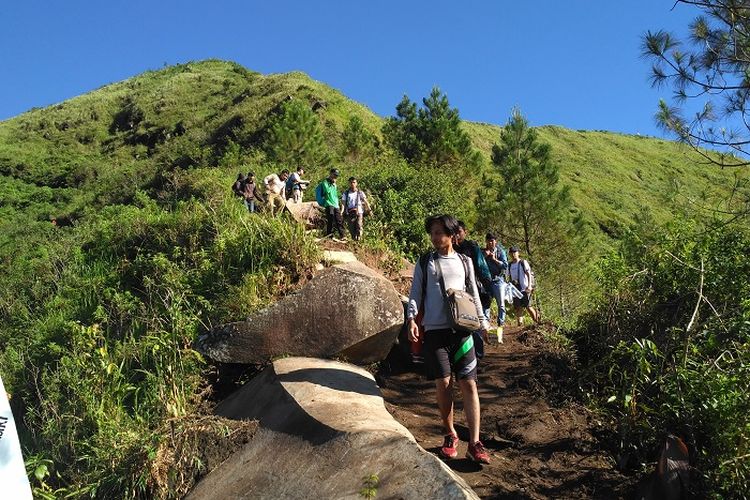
xmin=1 ymin=59 xmax=747 ymax=497
xmin=2 ymin=59 xmax=744 ymax=253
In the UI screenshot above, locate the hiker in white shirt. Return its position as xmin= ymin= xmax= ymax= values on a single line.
xmin=341 ymin=177 xmax=370 ymax=241
xmin=264 ymin=169 xmax=289 ymax=216
xmin=507 ymin=246 xmax=539 ymax=326
xmin=406 ymin=214 xmax=491 ymax=464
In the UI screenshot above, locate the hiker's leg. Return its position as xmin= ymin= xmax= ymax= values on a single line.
xmin=528 ymin=306 xmax=539 ymax=323
xmin=356 ymin=214 xmax=363 ymax=240
xmin=488 ymin=280 xmax=504 ymax=325
xmin=472 ymin=331 xmax=484 ymax=360
xmin=293 ymin=189 xmax=302 ymax=203
xmin=325 ymin=207 xmax=334 ymax=236
xmin=458 ymin=378 xmax=481 ymax=444
xmin=248 ymin=200 xmax=256 ymax=213
xmin=333 ymin=208 xmax=345 ymax=238
xmin=496 ymin=282 xmax=506 ymax=325
xmin=346 ymin=216 xmax=357 ymax=240
xmin=435 ymin=376 xmax=455 ymax=435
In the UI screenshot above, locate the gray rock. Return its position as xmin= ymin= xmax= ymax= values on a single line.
xmin=285 ymin=200 xmax=322 ymax=229
xmin=196 ymin=261 xmax=403 ymax=365
xmin=187 ymin=357 xmax=478 ymax=499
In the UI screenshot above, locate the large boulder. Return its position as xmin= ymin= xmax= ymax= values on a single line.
xmin=187 ymin=357 xmax=478 ymax=499
xmin=285 ymin=200 xmax=322 ymax=228
xmin=196 ymin=261 xmax=403 ymax=365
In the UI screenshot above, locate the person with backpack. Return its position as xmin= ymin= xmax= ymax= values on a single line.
xmin=263 ymin=169 xmax=290 ymax=217
xmin=232 ymin=172 xmax=246 ymax=199
xmin=286 ymin=166 xmax=310 ymax=203
xmin=454 ymin=221 xmax=493 ymax=356
xmin=341 ymin=176 xmax=371 ymax=241
xmin=507 ymin=246 xmax=539 ymax=325
xmin=315 ymin=168 xmax=345 ymax=240
xmin=407 ymin=215 xmax=491 ymax=464
xmin=242 ymin=171 xmax=264 ymax=213
xmin=483 ymin=233 xmax=508 ymax=342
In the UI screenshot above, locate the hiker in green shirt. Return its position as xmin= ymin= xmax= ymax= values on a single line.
xmin=316 ymin=168 xmax=345 ymax=239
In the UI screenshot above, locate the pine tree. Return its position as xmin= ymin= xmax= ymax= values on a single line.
xmin=266 ymin=99 xmax=329 ymax=168
xmin=643 ymin=1 xmax=750 ymax=168
xmin=342 ymin=115 xmax=376 ymax=162
xmin=480 ymin=109 xmax=587 ymax=318
xmin=382 ymin=87 xmax=480 ymax=170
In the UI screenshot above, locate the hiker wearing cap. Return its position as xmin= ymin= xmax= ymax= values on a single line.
xmin=454 ymin=221 xmax=493 ymax=357
xmin=483 ymin=233 xmax=508 ymax=342
xmin=341 ymin=177 xmax=371 ymax=241
xmin=264 ymin=169 xmax=290 ymax=217
xmin=507 ymin=246 xmax=539 ymax=325
xmin=407 ymin=214 xmax=491 ymax=464
xmin=316 ymin=168 xmax=345 ymax=239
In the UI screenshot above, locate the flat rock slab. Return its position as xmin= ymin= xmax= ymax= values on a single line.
xmin=196 ymin=261 xmax=403 ymax=365
xmin=188 ymin=357 xmax=477 ymax=499
xmin=322 ymin=250 xmax=358 ymax=264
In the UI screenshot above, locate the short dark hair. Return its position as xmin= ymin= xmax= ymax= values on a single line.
xmin=297 ymin=166 xmax=304 ymax=172
xmin=457 ymin=220 xmax=467 ymax=230
xmin=247 ymin=171 xmax=255 ymax=178
xmin=348 ymin=176 xmax=357 ymax=182
xmin=425 ymin=215 xmax=460 ymax=236
xmin=486 ymin=233 xmax=497 ymax=241
xmin=281 ymin=169 xmax=290 ymax=175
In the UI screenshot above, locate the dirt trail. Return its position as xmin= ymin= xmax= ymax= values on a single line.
xmin=377 ymin=326 xmax=635 ymax=499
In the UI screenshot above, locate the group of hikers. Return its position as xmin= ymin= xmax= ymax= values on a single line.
xmin=231 ymin=167 xmax=371 ymax=241
xmin=407 ymin=214 xmax=539 ymax=465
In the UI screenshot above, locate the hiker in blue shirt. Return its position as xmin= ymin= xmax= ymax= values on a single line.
xmin=483 ymin=233 xmax=508 ymax=342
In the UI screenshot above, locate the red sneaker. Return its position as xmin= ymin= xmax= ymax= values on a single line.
xmin=439 ymin=434 xmax=459 ymax=459
xmin=466 ymin=440 xmax=490 ymax=464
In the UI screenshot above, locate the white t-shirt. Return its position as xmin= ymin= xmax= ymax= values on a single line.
xmin=341 ymin=189 xmax=367 ymax=215
xmin=508 ymin=260 xmax=532 ymax=291
xmin=264 ymin=174 xmax=285 ymax=196
xmin=407 ymin=251 xmax=489 ymax=331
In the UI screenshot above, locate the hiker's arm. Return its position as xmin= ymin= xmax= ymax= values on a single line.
xmin=524 ymin=262 xmax=532 ymax=292
xmin=407 ymin=260 xmax=424 ymax=342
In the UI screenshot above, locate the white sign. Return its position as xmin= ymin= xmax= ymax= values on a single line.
xmin=0 ymin=374 xmax=33 ymax=499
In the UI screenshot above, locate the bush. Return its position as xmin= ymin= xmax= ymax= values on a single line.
xmin=572 ymin=219 xmax=750 ymax=497
xmin=1 ymin=191 xmax=320 ymax=498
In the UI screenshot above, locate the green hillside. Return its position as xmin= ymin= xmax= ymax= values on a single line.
xmin=1 ymin=59 xmax=745 ymax=250
xmin=1 ymin=59 xmax=748 ymax=497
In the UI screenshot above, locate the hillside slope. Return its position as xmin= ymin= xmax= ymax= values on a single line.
xmin=2 ymin=60 xmax=745 ymax=256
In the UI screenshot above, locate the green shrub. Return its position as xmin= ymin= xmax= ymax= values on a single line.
xmin=572 ymin=219 xmax=750 ymax=497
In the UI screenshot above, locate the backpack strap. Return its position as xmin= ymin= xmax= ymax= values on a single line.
xmin=419 ymin=251 xmax=432 ymax=302
xmin=456 ymin=253 xmax=472 ymax=292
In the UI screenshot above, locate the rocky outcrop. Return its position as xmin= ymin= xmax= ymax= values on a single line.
xmin=285 ymin=200 xmax=322 ymax=228
xmin=187 ymin=357 xmax=478 ymax=499
xmin=195 ymin=261 xmax=403 ymax=365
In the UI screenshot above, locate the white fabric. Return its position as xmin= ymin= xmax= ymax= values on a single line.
xmin=504 ymin=282 xmax=523 ymax=304
xmin=408 ymin=251 xmax=489 ymax=331
xmin=508 ymin=260 xmax=532 ymax=291
xmin=0 ymin=374 xmax=33 ymax=499
xmin=263 ymin=174 xmax=286 ymax=196
xmin=341 ymin=189 xmax=367 ymax=215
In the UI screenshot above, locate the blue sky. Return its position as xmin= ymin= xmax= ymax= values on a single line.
xmin=2 ymin=1 xmax=696 ymax=136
